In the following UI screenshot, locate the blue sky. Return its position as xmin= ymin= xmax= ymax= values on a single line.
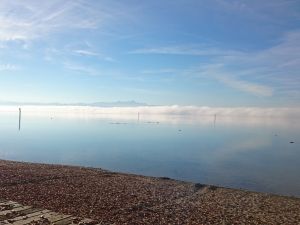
xmin=0 ymin=0 xmax=300 ymax=106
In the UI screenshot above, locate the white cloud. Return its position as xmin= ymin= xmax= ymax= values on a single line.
xmin=0 ymin=64 xmax=18 ymax=71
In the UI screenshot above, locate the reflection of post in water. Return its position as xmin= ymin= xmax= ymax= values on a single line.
xmin=214 ymin=114 xmax=217 ymax=127
xmin=18 ymin=108 xmax=21 ymax=131
xmin=138 ymin=112 xmax=140 ymax=122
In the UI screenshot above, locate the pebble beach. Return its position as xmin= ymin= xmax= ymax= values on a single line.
xmin=0 ymin=159 xmax=299 ymax=225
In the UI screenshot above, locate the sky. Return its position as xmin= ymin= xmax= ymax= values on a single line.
xmin=0 ymin=0 xmax=300 ymax=107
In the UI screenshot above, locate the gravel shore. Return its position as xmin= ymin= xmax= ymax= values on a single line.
xmin=0 ymin=160 xmax=299 ymax=225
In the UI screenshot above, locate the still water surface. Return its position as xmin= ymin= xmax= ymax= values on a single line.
xmin=0 ymin=111 xmax=299 ymax=197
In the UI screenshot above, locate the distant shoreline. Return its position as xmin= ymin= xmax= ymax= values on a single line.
xmin=0 ymin=159 xmax=299 ymax=224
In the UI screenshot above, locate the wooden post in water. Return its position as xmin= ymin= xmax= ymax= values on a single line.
xmin=18 ymin=108 xmax=21 ymax=131
xmin=138 ymin=112 xmax=140 ymax=122
xmin=214 ymin=114 xmax=217 ymax=127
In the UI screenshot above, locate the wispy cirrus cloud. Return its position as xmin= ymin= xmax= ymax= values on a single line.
xmin=130 ymin=45 xmax=242 ymax=57
xmin=63 ymin=62 xmax=99 ymax=76
xmin=141 ymin=68 xmax=179 ymax=74
xmin=72 ymin=49 xmax=115 ymax=62
xmin=132 ymin=30 xmax=300 ymax=98
xmin=215 ymin=73 xmax=273 ymax=97
xmin=213 ymin=0 xmax=300 ymax=22
xmin=0 ymin=0 xmax=129 ymax=42
xmin=183 ymin=63 xmax=274 ymax=97
xmin=73 ymin=50 xmax=99 ymax=57
xmin=0 ymin=1 xmax=75 ymax=41
xmin=44 ymin=45 xmax=115 ymax=66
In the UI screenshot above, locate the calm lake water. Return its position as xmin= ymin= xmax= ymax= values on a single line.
xmin=0 ymin=111 xmax=299 ymax=197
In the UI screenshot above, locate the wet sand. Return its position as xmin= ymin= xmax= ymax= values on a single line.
xmin=0 ymin=159 xmax=299 ymax=225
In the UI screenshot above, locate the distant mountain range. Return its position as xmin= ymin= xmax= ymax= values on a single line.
xmin=0 ymin=101 xmax=149 ymax=107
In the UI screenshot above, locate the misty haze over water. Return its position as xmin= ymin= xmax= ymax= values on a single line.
xmin=0 ymin=107 xmax=299 ymax=197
